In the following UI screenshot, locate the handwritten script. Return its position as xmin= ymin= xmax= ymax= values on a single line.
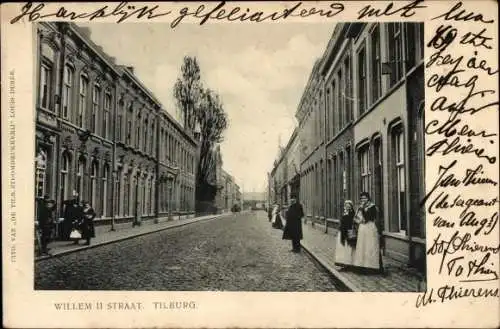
xmin=417 ymin=1 xmax=499 ymax=308
xmin=10 ymin=1 xmax=429 ymax=26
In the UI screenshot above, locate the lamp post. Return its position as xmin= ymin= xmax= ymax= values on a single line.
xmin=110 ymin=170 xmax=117 ymax=231
xmin=167 ymin=175 xmax=174 ymax=221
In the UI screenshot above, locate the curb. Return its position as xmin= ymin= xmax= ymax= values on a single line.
xmin=300 ymin=240 xmax=361 ymax=292
xmin=36 ymin=214 xmax=227 ymax=262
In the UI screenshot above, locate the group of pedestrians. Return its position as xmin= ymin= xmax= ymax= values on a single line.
xmin=268 ymin=197 xmax=304 ymax=253
xmin=267 ymin=191 xmax=384 ymax=274
xmin=35 ymin=195 xmax=97 ymax=256
xmin=335 ymin=192 xmax=384 ymax=274
xmin=61 ymin=198 xmax=97 ymax=246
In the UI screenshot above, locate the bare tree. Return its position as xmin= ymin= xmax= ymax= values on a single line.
xmin=195 ymin=89 xmax=228 ymax=203
xmin=173 ymin=56 xmax=202 ymax=131
xmin=173 ymin=57 xmax=228 ymax=210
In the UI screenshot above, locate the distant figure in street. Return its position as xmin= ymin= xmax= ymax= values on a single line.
xmin=267 ymin=205 xmax=273 ymax=222
xmin=282 ymin=197 xmax=304 ymax=253
xmin=334 ymin=200 xmax=356 ymax=268
xmin=271 ymin=204 xmax=283 ymax=229
xmin=76 ymin=201 xmax=96 ymax=245
xmin=63 ymin=198 xmax=82 ymax=241
xmin=353 ymin=192 xmax=383 ymax=274
xmin=36 ymin=195 xmax=56 ymax=254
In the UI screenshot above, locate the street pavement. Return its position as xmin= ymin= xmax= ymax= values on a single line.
xmin=35 ymin=211 xmax=343 ymax=291
xmin=301 ymin=220 xmax=425 ymax=292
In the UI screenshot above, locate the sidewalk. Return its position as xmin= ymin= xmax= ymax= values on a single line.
xmin=37 ymin=212 xmax=231 ymax=261
xmin=300 ymin=220 xmax=425 ymax=292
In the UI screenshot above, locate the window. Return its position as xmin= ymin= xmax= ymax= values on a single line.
xmin=405 ymin=23 xmax=425 ymax=70
xmin=39 ymin=62 xmax=53 ymax=110
xmin=117 ymin=102 xmax=123 ymax=142
xmin=35 ymin=149 xmax=48 ymax=198
xmin=136 ymin=113 xmax=141 ymax=149
xmin=142 ymin=176 xmax=147 ymax=214
xmin=115 ymin=168 xmax=122 ymax=216
xmin=357 ymin=47 xmax=367 ymax=115
xmin=150 ymin=122 xmax=155 ymax=155
xmin=359 ymin=146 xmax=371 ymax=194
xmin=78 ymin=75 xmax=88 ymax=127
xmin=126 ymin=103 xmax=133 ymax=145
xmin=62 ymin=65 xmax=73 ymax=118
xmin=123 ymin=173 xmax=129 ymax=216
xmin=338 ymin=70 xmax=344 ymax=129
xmin=76 ymin=158 xmax=85 ymax=200
xmin=388 ymin=23 xmax=404 ymax=86
xmin=371 ymin=26 xmax=381 ymax=103
xmin=90 ymin=161 xmax=98 ymax=209
xmin=150 ymin=176 xmax=155 ymax=214
xmin=331 ymin=81 xmax=337 ymax=136
xmin=103 ymin=93 xmax=111 ymax=139
xmin=373 ymin=137 xmax=384 ymax=229
xmin=102 ymin=165 xmax=109 ymax=217
xmin=143 ymin=118 xmax=148 ymax=152
xmin=60 ymin=153 xmax=70 ymax=203
xmin=325 ymin=88 xmax=331 ymax=140
xmin=344 ymin=57 xmax=352 ymax=123
xmin=91 ymin=85 xmax=101 ymax=133
xmin=392 ymin=125 xmax=406 ymax=234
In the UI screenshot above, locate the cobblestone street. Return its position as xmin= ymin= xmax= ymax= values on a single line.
xmin=35 ymin=212 xmax=343 ymax=291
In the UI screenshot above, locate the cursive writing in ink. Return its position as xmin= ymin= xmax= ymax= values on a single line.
xmin=432 ymin=1 xmax=494 ymax=23
xmin=357 ymin=0 xmax=426 ymax=19
xmin=10 ymin=2 xmax=171 ymax=24
xmin=170 ymin=1 xmax=344 ymax=29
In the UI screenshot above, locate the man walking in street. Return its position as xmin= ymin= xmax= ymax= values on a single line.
xmin=282 ymin=196 xmax=304 ymax=253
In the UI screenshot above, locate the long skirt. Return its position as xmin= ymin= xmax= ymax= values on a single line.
xmin=353 ymin=221 xmax=380 ymax=270
xmin=272 ymin=214 xmax=283 ymax=229
xmin=334 ymin=233 xmax=355 ymax=267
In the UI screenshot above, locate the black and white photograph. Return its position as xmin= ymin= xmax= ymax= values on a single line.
xmin=33 ymin=21 xmax=426 ymax=292
xmin=3 ymin=1 xmax=500 ymax=328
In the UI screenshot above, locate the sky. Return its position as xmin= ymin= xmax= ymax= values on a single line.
xmin=78 ymin=22 xmax=334 ymax=192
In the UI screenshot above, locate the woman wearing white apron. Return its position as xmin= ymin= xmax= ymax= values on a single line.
xmin=353 ymin=192 xmax=383 ymax=274
xmin=334 ymin=200 xmax=356 ymax=268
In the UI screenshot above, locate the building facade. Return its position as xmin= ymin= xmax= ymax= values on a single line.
xmin=268 ymin=128 xmax=302 ymax=217
xmin=35 ymin=22 xmax=198 ymax=228
xmin=213 ymin=145 xmax=241 ymax=212
xmin=278 ymin=22 xmax=425 ymax=272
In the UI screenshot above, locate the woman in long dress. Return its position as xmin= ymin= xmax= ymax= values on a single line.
xmin=334 ymin=200 xmax=356 ymax=268
xmin=353 ymin=192 xmax=383 ymax=273
xmin=271 ymin=204 xmax=283 ymax=229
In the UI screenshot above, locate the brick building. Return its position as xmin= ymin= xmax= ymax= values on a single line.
xmin=35 ymin=22 xmax=198 ymax=228
xmin=268 ymin=128 xmax=301 ymax=217
xmin=275 ymin=22 xmax=425 ymax=272
xmin=213 ymin=145 xmax=241 ymax=212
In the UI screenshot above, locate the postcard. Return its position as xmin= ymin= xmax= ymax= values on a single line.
xmin=1 ymin=1 xmax=499 ymax=328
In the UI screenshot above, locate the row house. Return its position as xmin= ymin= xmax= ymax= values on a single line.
xmin=268 ymin=128 xmax=301 ymax=216
xmin=35 ymin=22 xmax=198 ymax=229
xmin=294 ymin=22 xmax=425 ymax=272
xmin=296 ymin=60 xmax=325 ymax=221
xmin=213 ymin=146 xmax=241 ymax=212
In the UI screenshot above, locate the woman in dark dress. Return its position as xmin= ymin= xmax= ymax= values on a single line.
xmin=334 ymin=200 xmax=356 ymax=268
xmin=63 ymin=198 xmax=81 ymax=241
xmin=78 ymin=201 xmax=96 ymax=245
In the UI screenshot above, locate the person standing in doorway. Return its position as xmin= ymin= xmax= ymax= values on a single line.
xmin=282 ymin=196 xmax=304 ymax=253
xmin=37 ymin=195 xmax=56 ymax=255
